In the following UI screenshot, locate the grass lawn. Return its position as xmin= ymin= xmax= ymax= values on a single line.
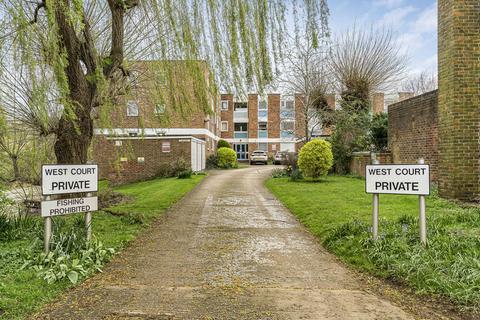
xmin=266 ymin=175 xmax=480 ymax=312
xmin=0 ymin=175 xmax=204 ymax=320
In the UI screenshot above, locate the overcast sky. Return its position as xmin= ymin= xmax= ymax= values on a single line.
xmin=329 ymin=0 xmax=437 ymax=77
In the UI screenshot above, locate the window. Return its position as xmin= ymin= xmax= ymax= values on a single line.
xmin=284 ymin=100 xmax=294 ymax=110
xmin=155 ymin=104 xmax=165 ymax=115
xmin=115 ymin=140 xmax=122 ymax=147
xmin=162 ymin=142 xmax=171 ymax=153
xmin=120 ymin=157 xmax=128 ymax=162
xmin=137 ymin=157 xmax=145 ymax=163
xmin=258 ymin=122 xmax=267 ymax=130
xmin=234 ymin=102 xmax=247 ymax=111
xmin=234 ymin=123 xmax=247 ymax=132
xmin=272 ymin=144 xmax=277 ymax=151
xmin=258 ymin=143 xmax=268 ymax=151
xmin=258 ymin=100 xmax=267 ymax=110
xmin=281 ymin=120 xmax=295 ymax=131
xmin=221 ymin=121 xmax=228 ymax=132
xmin=220 ymin=100 xmax=229 ymax=111
xmin=127 ymin=101 xmax=139 ymax=117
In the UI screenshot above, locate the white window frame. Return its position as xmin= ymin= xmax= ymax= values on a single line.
xmin=283 ymin=99 xmax=294 ymax=110
xmin=155 ymin=103 xmax=166 ymax=115
xmin=221 ymin=121 xmax=229 ymax=132
xmin=281 ymin=120 xmax=295 ymax=131
xmin=162 ymin=142 xmax=171 ymax=153
xmin=220 ymin=100 xmax=229 ymax=111
xmin=127 ymin=100 xmax=139 ymax=117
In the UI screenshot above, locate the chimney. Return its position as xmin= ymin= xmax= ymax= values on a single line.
xmin=325 ymin=94 xmax=336 ymax=110
xmin=372 ymin=93 xmax=385 ymax=114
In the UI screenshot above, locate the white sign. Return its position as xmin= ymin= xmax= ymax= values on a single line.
xmin=42 ymin=164 xmax=98 ymax=195
xmin=366 ymin=164 xmax=430 ymax=195
xmin=41 ymin=196 xmax=98 ymax=217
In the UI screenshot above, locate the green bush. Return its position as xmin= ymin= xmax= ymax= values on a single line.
xmin=217 ymin=139 xmax=230 ymax=149
xmin=217 ymin=147 xmax=238 ymax=169
xmin=290 ymin=168 xmax=303 ymax=181
xmin=369 ymin=113 xmax=388 ymax=151
xmin=297 ymin=139 xmax=333 ymax=179
xmin=206 ymin=154 xmax=218 ymax=169
xmin=177 ymin=169 xmax=192 ymax=179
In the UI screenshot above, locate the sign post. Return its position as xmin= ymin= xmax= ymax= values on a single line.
xmin=41 ymin=164 xmax=98 ymax=254
xmin=85 ymin=192 xmax=93 ymax=242
xmin=418 ymin=158 xmax=427 ymax=245
xmin=372 ymin=159 xmax=379 ymax=241
xmin=43 ymin=195 xmax=52 ymax=254
xmin=365 ymin=161 xmax=430 ymax=244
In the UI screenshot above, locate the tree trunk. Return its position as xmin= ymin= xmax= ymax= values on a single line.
xmin=54 ymin=110 xmax=93 ymax=164
xmin=50 ymin=1 xmax=133 ymax=164
xmin=304 ymin=116 xmax=310 ymax=143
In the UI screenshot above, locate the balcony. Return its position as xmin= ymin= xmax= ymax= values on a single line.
xmin=258 ymin=130 xmax=268 ymax=138
xmin=234 ymin=110 xmax=248 ymax=122
xmin=234 ymin=131 xmax=248 ymax=139
xmin=280 ymin=110 xmax=295 ymax=119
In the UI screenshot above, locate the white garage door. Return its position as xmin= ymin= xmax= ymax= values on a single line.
xmin=191 ymin=139 xmax=206 ymax=172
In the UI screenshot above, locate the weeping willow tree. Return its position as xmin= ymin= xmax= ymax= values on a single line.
xmin=0 ymin=0 xmax=329 ymax=164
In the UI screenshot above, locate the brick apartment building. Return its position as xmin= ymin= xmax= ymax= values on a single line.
xmin=217 ymin=91 xmax=409 ymax=161
xmin=219 ymin=94 xmax=296 ymax=160
xmin=92 ymin=61 xmax=220 ymax=183
xmin=92 ymin=58 xmax=413 ymax=183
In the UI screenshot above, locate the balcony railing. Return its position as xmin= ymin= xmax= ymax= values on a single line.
xmin=233 ymin=110 xmax=248 ymax=122
xmin=258 ymin=130 xmax=268 ymax=138
xmin=234 ymin=131 xmax=248 ymax=139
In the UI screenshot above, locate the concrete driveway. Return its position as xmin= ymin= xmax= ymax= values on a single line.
xmin=33 ymin=166 xmax=414 ymax=319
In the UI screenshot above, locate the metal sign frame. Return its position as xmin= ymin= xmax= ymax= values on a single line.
xmin=367 ymin=156 xmax=428 ymax=245
xmin=365 ymin=163 xmax=430 ymax=196
xmin=41 ymin=164 xmax=99 ymax=253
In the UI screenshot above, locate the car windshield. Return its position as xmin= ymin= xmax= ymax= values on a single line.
xmin=253 ymin=151 xmax=266 ymax=156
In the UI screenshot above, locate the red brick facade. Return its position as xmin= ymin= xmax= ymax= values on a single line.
xmin=93 ymin=61 xmax=216 ymax=184
xmin=93 ymin=136 xmax=198 ymax=184
xmin=248 ymin=94 xmax=258 ymax=139
xmin=267 ymin=94 xmax=280 ymax=139
xmin=388 ymin=90 xmax=439 ymax=181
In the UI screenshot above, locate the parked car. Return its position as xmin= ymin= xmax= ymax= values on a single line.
xmin=273 ymin=151 xmax=288 ymax=165
xmin=250 ymin=150 xmax=268 ymax=165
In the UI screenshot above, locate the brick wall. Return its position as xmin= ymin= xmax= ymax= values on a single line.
xmin=93 ymin=136 xmax=192 ymax=184
xmin=294 ymin=94 xmax=306 ymax=139
xmin=372 ymin=93 xmax=385 ymax=114
xmin=220 ymin=94 xmax=234 ymax=139
xmin=268 ymin=94 xmax=280 ymax=139
xmin=388 ymin=90 xmax=439 ymax=181
xmin=438 ymin=0 xmax=480 ymax=200
xmin=350 ymin=152 xmax=392 ymax=178
xmin=248 ymin=94 xmax=258 ymax=139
